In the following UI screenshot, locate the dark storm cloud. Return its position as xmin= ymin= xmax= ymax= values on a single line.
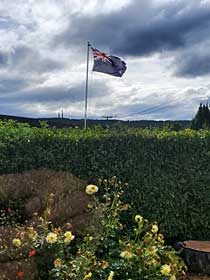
xmin=57 ymin=0 xmax=210 ymax=56
xmin=7 ymin=45 xmax=64 ymax=74
xmin=116 ymin=8 xmax=210 ymax=56
xmin=55 ymin=0 xmax=210 ymax=78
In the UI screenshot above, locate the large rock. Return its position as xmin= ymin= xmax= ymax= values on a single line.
xmin=0 ymin=169 xmax=100 ymax=277
xmin=0 ymin=168 xmax=93 ymax=233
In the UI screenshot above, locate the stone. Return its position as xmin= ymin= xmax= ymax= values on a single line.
xmin=0 ymin=168 xmax=93 ymax=232
xmin=0 ymin=168 xmax=100 ymax=277
xmin=24 ymin=197 xmax=42 ymax=219
xmin=0 ymin=258 xmax=38 ymax=280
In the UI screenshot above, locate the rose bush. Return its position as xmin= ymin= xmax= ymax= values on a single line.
xmin=11 ymin=178 xmax=186 ymax=279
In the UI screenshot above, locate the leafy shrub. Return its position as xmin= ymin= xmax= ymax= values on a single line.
xmin=1 ymin=120 xmax=210 ymax=240
xmin=11 ymin=178 xmax=186 ymax=279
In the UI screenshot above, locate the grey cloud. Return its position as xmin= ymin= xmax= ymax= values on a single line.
xmin=5 ymin=45 xmax=64 ymax=74
xmin=0 ymin=81 xmax=110 ymax=105
xmin=175 ymin=50 xmax=210 ymax=77
xmin=118 ymin=86 xmax=210 ymax=120
xmin=0 ymin=16 xmax=19 ymax=30
xmin=0 ymin=103 xmax=30 ymax=117
xmin=0 ymin=0 xmax=210 ymax=119
xmin=0 ymin=78 xmax=29 ymax=94
xmin=0 ymin=51 xmax=9 ymax=67
xmin=57 ymin=0 xmax=210 ymax=57
xmin=116 ymin=8 xmax=210 ymax=56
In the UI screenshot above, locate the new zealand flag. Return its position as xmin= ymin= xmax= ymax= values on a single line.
xmin=91 ymin=47 xmax=127 ymax=77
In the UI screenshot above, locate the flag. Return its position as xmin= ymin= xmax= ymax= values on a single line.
xmin=91 ymin=47 xmax=127 ymax=77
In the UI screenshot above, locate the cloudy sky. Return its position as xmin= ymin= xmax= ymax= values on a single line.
xmin=0 ymin=0 xmax=210 ymax=120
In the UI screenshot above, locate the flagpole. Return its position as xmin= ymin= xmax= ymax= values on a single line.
xmin=84 ymin=41 xmax=91 ymax=130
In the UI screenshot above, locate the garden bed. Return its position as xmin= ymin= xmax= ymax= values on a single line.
xmin=180 ymin=274 xmax=210 ymax=279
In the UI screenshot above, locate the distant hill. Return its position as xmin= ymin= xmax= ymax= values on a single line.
xmin=0 ymin=114 xmax=191 ymax=130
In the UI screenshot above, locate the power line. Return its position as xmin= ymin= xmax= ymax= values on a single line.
xmin=120 ymin=103 xmax=170 ymax=119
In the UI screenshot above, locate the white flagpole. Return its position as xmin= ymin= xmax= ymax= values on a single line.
xmin=84 ymin=41 xmax=91 ymax=130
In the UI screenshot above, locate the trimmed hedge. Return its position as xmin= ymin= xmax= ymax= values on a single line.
xmin=1 ymin=120 xmax=210 ymax=240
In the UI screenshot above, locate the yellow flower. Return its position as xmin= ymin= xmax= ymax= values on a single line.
xmin=85 ymin=184 xmax=98 ymax=195
xmin=12 ymin=238 xmax=21 ymax=247
xmin=64 ymin=231 xmax=75 ymax=240
xmin=120 ymin=250 xmax=133 ymax=259
xmin=101 ymin=261 xmax=109 ymax=269
xmin=64 ymin=231 xmax=75 ymax=244
xmin=170 ymin=276 xmax=176 ymax=280
xmin=28 ymin=231 xmax=37 ymax=239
xmin=146 ymin=246 xmax=157 ymax=255
xmin=158 ymin=233 xmax=164 ymax=242
xmin=146 ymin=258 xmax=159 ymax=266
xmin=54 ymin=258 xmax=62 ymax=268
xmin=83 ymin=272 xmax=92 ymax=279
xmin=108 ymin=271 xmax=114 ymax=280
xmin=151 ymin=224 xmax=158 ymax=234
xmin=135 ymin=215 xmax=143 ymax=224
xmin=160 ymin=264 xmax=171 ymax=276
xmin=46 ymin=232 xmax=57 ymax=244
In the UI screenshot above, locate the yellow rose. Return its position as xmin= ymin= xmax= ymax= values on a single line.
xmin=64 ymin=231 xmax=75 ymax=240
xmin=46 ymin=232 xmax=57 ymax=244
xmin=54 ymin=258 xmax=62 ymax=268
xmin=12 ymin=238 xmax=21 ymax=247
xmin=146 ymin=246 xmax=157 ymax=255
xmin=160 ymin=264 xmax=171 ymax=276
xmin=120 ymin=250 xmax=133 ymax=259
xmin=83 ymin=272 xmax=92 ymax=279
xmin=135 ymin=215 xmax=143 ymax=224
xmin=170 ymin=276 xmax=176 ymax=280
xmin=85 ymin=184 xmax=98 ymax=195
xmin=158 ymin=233 xmax=164 ymax=242
xmin=64 ymin=231 xmax=75 ymax=244
xmin=108 ymin=271 xmax=114 ymax=280
xmin=151 ymin=224 xmax=158 ymax=234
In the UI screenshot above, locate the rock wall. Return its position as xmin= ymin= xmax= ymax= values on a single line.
xmin=0 ymin=168 xmax=98 ymax=279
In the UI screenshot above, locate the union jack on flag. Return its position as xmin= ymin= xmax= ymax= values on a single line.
xmin=91 ymin=46 xmax=127 ymax=77
xmin=92 ymin=48 xmax=112 ymax=64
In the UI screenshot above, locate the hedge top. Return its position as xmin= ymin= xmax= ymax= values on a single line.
xmin=0 ymin=119 xmax=209 ymax=140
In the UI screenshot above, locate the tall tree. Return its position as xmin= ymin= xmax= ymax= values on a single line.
xmin=191 ymin=103 xmax=210 ymax=130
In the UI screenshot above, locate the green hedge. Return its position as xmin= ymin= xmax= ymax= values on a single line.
xmin=1 ymin=120 xmax=210 ymax=240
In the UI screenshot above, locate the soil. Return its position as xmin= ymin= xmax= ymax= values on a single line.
xmin=179 ymin=275 xmax=210 ymax=280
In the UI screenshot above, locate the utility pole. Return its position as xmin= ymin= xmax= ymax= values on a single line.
xmin=102 ymin=116 xmax=116 ymax=121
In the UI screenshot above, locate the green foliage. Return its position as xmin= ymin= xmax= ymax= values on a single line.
xmin=12 ymin=179 xmax=186 ymax=280
xmin=1 ymin=120 xmax=210 ymax=240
